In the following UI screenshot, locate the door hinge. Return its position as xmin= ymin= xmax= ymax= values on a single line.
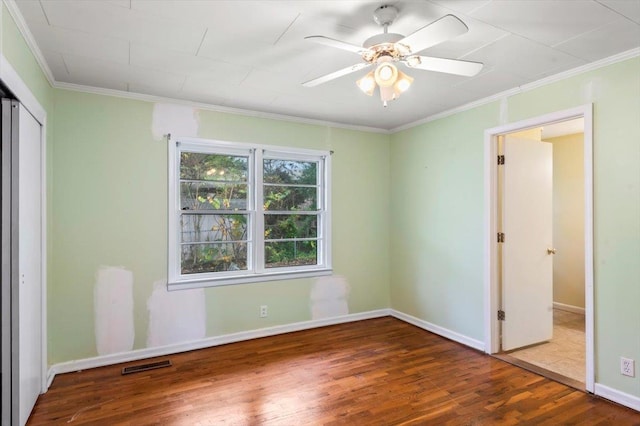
xmin=497 ymin=155 xmax=505 ymax=165
xmin=497 ymin=232 xmax=505 ymax=243
xmin=498 ymin=310 xmax=506 ymax=321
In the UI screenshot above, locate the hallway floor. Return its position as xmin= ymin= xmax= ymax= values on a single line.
xmin=507 ymin=308 xmax=585 ymax=385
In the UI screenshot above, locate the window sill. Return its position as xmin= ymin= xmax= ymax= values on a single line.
xmin=168 ymin=268 xmax=333 ymax=291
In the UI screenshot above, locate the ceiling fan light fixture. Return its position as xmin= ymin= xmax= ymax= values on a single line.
xmin=356 ymin=71 xmax=376 ymax=96
xmin=359 ymin=61 xmax=414 ymax=106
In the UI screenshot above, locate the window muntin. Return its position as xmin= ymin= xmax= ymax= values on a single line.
xmin=169 ymin=138 xmax=331 ymax=288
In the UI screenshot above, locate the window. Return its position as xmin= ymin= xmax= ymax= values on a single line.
xmin=168 ymin=137 xmax=331 ymax=289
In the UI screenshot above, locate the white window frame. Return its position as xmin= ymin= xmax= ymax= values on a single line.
xmin=168 ymin=136 xmax=332 ymax=290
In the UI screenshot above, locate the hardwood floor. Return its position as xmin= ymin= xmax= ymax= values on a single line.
xmin=28 ymin=317 xmax=640 ymax=425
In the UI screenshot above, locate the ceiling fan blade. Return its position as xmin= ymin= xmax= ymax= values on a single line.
xmin=304 ymin=35 xmax=367 ymax=55
xmin=396 ymin=15 xmax=469 ymax=54
xmin=302 ymin=63 xmax=372 ymax=87
xmin=404 ymin=56 xmax=483 ymax=77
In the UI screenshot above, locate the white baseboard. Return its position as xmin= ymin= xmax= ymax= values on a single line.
xmin=48 ymin=309 xmax=391 ymax=380
xmin=595 ymin=383 xmax=640 ymax=412
xmin=390 ymin=309 xmax=485 ymax=352
xmin=46 ymin=369 xmax=55 ymax=389
xmin=47 ymin=308 xmax=486 ymax=387
xmin=553 ymin=302 xmax=586 ymax=315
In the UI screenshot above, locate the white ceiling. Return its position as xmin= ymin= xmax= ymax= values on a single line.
xmin=14 ymin=0 xmax=640 ymax=130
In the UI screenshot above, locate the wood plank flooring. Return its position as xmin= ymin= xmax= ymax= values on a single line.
xmin=28 ymin=317 xmax=640 ymax=425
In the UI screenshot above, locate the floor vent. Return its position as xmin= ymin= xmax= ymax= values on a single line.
xmin=121 ymin=360 xmax=172 ymax=375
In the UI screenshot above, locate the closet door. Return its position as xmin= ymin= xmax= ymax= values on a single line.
xmin=1 ymin=99 xmax=43 ymax=426
xmin=17 ymin=102 xmax=44 ymax=425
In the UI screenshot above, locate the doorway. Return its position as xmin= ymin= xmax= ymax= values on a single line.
xmin=483 ymin=105 xmax=594 ymax=393
xmin=500 ymin=123 xmax=586 ymax=388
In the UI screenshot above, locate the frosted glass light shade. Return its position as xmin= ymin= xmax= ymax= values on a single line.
xmin=356 ymin=71 xmax=376 ymax=96
xmin=374 ymin=63 xmax=398 ymax=87
xmin=394 ymin=71 xmax=413 ymax=93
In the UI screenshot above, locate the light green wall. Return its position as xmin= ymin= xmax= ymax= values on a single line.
xmin=390 ymin=57 xmax=640 ymax=397
xmin=389 ymin=103 xmax=498 ymax=340
xmin=49 ymin=90 xmax=391 ymax=363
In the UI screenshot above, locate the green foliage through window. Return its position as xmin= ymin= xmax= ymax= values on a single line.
xmin=180 ymin=152 xmax=249 ymax=274
xmin=263 ymin=158 xmax=319 ymax=268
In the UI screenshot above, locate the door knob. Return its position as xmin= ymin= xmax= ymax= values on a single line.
xmin=547 ymin=248 xmax=557 ymax=255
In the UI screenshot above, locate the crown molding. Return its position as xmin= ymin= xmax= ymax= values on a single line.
xmin=2 ymin=0 xmax=56 ymax=86
xmin=390 ymin=47 xmax=640 ymax=133
xmin=53 ymin=81 xmax=391 ymax=134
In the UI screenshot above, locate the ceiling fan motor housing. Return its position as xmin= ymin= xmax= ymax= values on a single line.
xmin=373 ymin=5 xmax=399 ymax=27
xmin=363 ymin=33 xmax=404 ymax=49
xmin=363 ymin=6 xmax=409 ymax=64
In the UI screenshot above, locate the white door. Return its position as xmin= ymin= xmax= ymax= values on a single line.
xmin=501 ymin=136 xmax=553 ymax=351
xmin=18 ymin=103 xmax=43 ymax=424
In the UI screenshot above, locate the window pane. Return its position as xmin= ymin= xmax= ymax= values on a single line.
xmin=181 ymin=152 xmax=248 ymax=182
xmin=265 ymin=240 xmax=317 ymax=268
xmin=263 ymin=159 xmax=317 ymax=185
xmin=181 ymin=214 xmax=248 ymax=243
xmin=263 ymin=186 xmax=317 ymax=211
xmin=265 ymin=214 xmax=317 ymax=239
xmin=181 ymin=243 xmax=248 ymax=274
xmin=180 ymin=182 xmax=247 ymax=211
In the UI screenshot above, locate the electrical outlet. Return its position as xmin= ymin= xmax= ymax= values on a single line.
xmin=621 ymin=357 xmax=635 ymax=377
xmin=260 ymin=305 xmax=268 ymax=318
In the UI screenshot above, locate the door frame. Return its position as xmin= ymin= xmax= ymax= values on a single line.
xmin=483 ymin=104 xmax=594 ymax=393
xmin=0 ymin=52 xmax=48 ymax=396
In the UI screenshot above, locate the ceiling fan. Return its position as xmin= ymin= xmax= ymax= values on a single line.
xmin=302 ymin=5 xmax=483 ymax=106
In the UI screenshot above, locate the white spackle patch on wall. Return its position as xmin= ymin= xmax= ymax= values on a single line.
xmin=581 ymin=78 xmax=602 ymax=103
xmin=94 ymin=266 xmax=135 ymax=356
xmin=310 ymin=275 xmax=350 ymax=320
xmin=146 ymin=280 xmax=206 ymax=348
xmin=151 ymin=103 xmax=199 ymax=141
xmin=324 ymin=126 xmax=333 ymax=147
xmin=499 ymin=97 xmax=509 ymax=125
